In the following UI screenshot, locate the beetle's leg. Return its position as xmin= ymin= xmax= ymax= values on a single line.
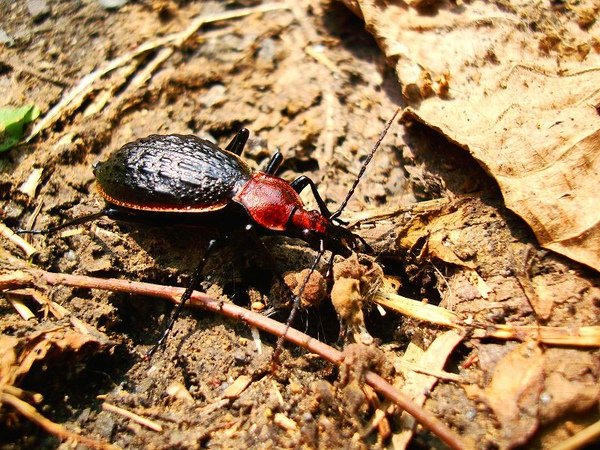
xmin=225 ymin=128 xmax=250 ymax=155
xmin=146 ymin=236 xmax=223 ymax=358
xmin=272 ymin=239 xmax=325 ymax=367
xmin=290 ymin=177 xmax=349 ymax=225
xmin=325 ymin=252 xmax=336 ymax=279
xmin=356 ymin=234 xmax=373 ymax=254
xmin=290 ymin=176 xmax=335 ymax=219
xmin=264 ymin=151 xmax=283 ymax=175
xmin=16 ymin=208 xmax=117 ymax=235
xmin=15 ymin=207 xmax=159 ymax=235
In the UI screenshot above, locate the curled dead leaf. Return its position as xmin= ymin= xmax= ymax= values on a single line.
xmin=343 ymin=0 xmax=600 ymax=272
xmin=331 ymin=255 xmax=384 ymax=344
xmin=282 ymin=268 xmax=327 ymax=308
xmin=1 ymin=326 xmax=112 ymax=391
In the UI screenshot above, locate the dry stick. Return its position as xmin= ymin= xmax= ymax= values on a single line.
xmin=550 ymin=418 xmax=600 ymax=450
xmin=1 ymin=392 xmax=119 ymax=450
xmin=376 ymin=291 xmax=600 ymax=347
xmin=25 ymin=2 xmax=288 ymax=142
xmin=2 ymin=385 xmax=43 ymax=404
xmin=4 ymin=269 xmax=465 ymax=450
xmin=0 ymin=222 xmax=37 ymax=258
xmin=102 ymin=402 xmax=163 ymax=432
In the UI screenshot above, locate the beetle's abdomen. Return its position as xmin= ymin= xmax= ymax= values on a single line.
xmin=94 ymin=135 xmax=252 ymax=212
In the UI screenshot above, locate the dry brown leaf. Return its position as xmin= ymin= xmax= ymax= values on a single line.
xmin=331 ymin=255 xmax=384 ymax=344
xmin=1 ymin=326 xmax=111 ymax=390
xmin=465 ymin=342 xmax=545 ymax=448
xmin=0 ymin=335 xmax=19 ymax=389
xmin=393 ymin=330 xmax=464 ymax=449
xmin=343 ymin=0 xmax=600 ymax=272
xmin=396 ymin=199 xmax=477 ymax=269
xmin=467 ymin=343 xmax=599 ymax=449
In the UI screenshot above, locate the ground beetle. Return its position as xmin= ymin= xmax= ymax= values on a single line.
xmin=20 ymin=109 xmax=399 ymax=356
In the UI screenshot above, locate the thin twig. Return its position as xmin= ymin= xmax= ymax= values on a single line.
xmin=0 ymin=222 xmax=37 ymax=258
xmin=1 ymin=268 xmax=465 ymax=450
xmin=398 ymin=360 xmax=463 ymax=382
xmin=6 ymin=295 xmax=35 ymax=320
xmin=550 ymin=418 xmax=600 ymax=450
xmin=376 ymin=291 xmax=600 ymax=347
xmin=102 ymin=402 xmax=163 ymax=432
xmin=2 ymin=385 xmax=43 ymax=404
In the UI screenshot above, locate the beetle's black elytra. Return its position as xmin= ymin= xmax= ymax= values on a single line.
xmin=94 ymin=134 xmax=252 ymax=212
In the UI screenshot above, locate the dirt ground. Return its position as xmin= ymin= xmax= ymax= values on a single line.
xmin=1 ymin=1 xmax=599 ymax=449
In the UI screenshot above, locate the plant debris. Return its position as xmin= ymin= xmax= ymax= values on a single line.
xmin=1 ymin=1 xmax=598 ymax=448
xmin=0 ymin=104 xmax=40 ymax=151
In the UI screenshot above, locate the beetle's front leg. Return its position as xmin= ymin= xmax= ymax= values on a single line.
xmin=290 ymin=176 xmax=345 ymax=223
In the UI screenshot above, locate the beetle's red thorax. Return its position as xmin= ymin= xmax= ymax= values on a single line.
xmin=234 ymin=173 xmax=327 ymax=233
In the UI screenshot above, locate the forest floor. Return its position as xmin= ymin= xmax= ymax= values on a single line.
xmin=1 ymin=1 xmax=598 ymax=449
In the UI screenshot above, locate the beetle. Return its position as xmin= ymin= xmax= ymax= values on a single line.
xmin=20 ymin=109 xmax=399 ymax=355
xmin=92 ymin=130 xmax=362 ymax=258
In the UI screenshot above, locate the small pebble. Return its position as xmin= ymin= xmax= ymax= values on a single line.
xmin=257 ymin=38 xmax=276 ymax=65
xmin=0 ymin=29 xmax=14 ymax=46
xmin=233 ymin=350 xmax=248 ymax=365
xmin=77 ymin=407 xmax=92 ymax=424
xmin=465 ymin=408 xmax=477 ymax=421
xmin=251 ymin=301 xmax=265 ymax=312
xmin=27 ymin=0 xmax=50 ymax=19
xmin=97 ymin=0 xmax=128 ymax=10
xmin=199 ymin=84 xmax=226 ymax=108
xmin=540 ymin=391 xmax=552 ymax=404
xmin=64 ymin=250 xmax=78 ymax=262
xmin=94 ymin=411 xmax=115 ymax=439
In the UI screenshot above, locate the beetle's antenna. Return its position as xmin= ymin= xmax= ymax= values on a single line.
xmin=272 ymin=241 xmax=325 ymax=367
xmin=330 ymin=108 xmax=401 ymax=221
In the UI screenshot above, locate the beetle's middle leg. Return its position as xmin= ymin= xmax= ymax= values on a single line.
xmin=146 ymin=235 xmax=225 ymax=358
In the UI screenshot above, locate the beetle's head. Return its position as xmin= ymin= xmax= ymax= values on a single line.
xmin=325 ymin=221 xmax=372 ymax=257
xmin=290 ymin=208 xmax=371 ymax=257
xmin=299 ymin=219 xmax=371 ymax=257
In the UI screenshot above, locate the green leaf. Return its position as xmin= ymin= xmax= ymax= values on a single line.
xmin=0 ymin=104 xmax=41 ymax=152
